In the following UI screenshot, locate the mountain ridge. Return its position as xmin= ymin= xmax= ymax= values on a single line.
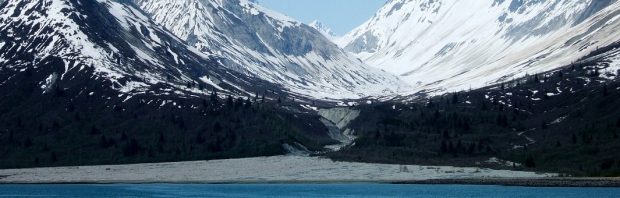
xmin=134 ymin=0 xmax=410 ymax=99
xmin=339 ymin=0 xmax=620 ymax=95
xmin=0 ymin=0 xmax=283 ymax=100
xmin=0 ymin=0 xmax=337 ymax=169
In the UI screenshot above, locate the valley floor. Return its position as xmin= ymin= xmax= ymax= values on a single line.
xmin=0 ymin=155 xmax=555 ymax=184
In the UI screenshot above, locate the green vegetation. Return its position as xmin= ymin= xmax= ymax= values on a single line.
xmin=330 ymin=61 xmax=620 ymax=177
xmin=3 ymin=48 xmax=620 ymax=178
xmin=0 ymin=60 xmax=333 ymax=169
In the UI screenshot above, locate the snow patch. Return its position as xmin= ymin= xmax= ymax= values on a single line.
xmin=40 ymin=73 xmax=58 ymax=94
xmin=482 ymin=157 xmax=522 ymax=168
xmin=199 ymin=76 xmax=223 ymax=91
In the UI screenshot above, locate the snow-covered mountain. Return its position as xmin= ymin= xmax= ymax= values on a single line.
xmin=0 ymin=0 xmax=277 ymax=100
xmin=309 ymin=20 xmax=337 ymax=41
xmin=339 ymin=0 xmax=620 ymax=94
xmin=0 ymin=0 xmax=345 ymax=169
xmin=133 ymin=0 xmax=409 ymax=99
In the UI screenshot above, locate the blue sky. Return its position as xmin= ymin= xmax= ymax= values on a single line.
xmin=256 ymin=0 xmax=387 ymax=35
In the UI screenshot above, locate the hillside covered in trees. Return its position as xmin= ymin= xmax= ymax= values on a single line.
xmin=330 ymin=45 xmax=620 ymax=177
xmin=0 ymin=59 xmax=335 ymax=169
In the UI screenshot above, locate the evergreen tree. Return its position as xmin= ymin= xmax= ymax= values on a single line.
xmin=261 ymin=91 xmax=266 ymax=102
xmin=244 ymin=98 xmax=252 ymax=109
xmin=23 ymin=138 xmax=33 ymax=148
xmin=448 ymin=141 xmax=455 ymax=155
xmin=440 ymin=141 xmax=448 ymax=154
xmin=226 ymin=95 xmax=234 ymax=107
xmin=158 ymin=133 xmax=166 ymax=144
xmin=195 ymin=133 xmax=205 ymax=144
xmin=210 ymin=90 xmax=219 ymax=105
xmin=123 ymin=138 xmax=141 ymax=157
xmin=50 ymin=152 xmax=58 ymax=163
xmin=467 ymin=143 xmax=475 ymax=154
xmin=120 ymin=132 xmax=128 ymax=142
xmin=213 ymin=122 xmax=223 ymax=133
xmin=7 ymin=130 xmax=14 ymax=144
xmin=99 ymin=135 xmax=109 ymax=148
xmin=496 ymin=114 xmax=509 ymax=127
xmin=90 ymin=125 xmax=100 ymax=135
xmin=234 ymin=97 xmax=244 ymax=109
xmin=451 ymin=93 xmax=458 ymax=104
xmin=524 ymin=155 xmax=536 ymax=168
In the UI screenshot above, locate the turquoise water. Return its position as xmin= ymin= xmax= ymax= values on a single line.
xmin=1 ymin=184 xmax=619 ymax=197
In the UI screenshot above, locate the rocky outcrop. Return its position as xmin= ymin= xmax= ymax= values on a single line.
xmin=318 ymin=108 xmax=360 ymax=130
xmin=318 ymin=108 xmax=360 ymax=151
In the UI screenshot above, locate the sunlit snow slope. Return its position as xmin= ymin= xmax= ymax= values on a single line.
xmin=0 ymin=0 xmax=274 ymax=98
xmin=339 ymin=0 xmax=620 ymax=94
xmin=134 ymin=0 xmax=409 ymax=99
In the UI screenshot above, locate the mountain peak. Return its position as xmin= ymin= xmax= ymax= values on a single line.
xmin=309 ymin=20 xmax=337 ymax=40
xmin=134 ymin=0 xmax=409 ymax=99
xmin=0 ymin=0 xmax=269 ymax=99
xmin=339 ymin=0 xmax=620 ymax=94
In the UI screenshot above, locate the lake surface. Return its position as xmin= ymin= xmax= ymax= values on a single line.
xmin=1 ymin=184 xmax=619 ymax=197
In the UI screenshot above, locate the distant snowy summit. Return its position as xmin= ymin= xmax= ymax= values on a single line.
xmin=339 ymin=0 xmax=620 ymax=94
xmin=309 ymin=20 xmax=338 ymax=41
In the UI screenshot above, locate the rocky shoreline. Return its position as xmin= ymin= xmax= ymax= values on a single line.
xmin=397 ymin=178 xmax=620 ymax=187
xmin=2 ymin=178 xmax=620 ymax=187
xmin=0 ymin=156 xmax=555 ymax=184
